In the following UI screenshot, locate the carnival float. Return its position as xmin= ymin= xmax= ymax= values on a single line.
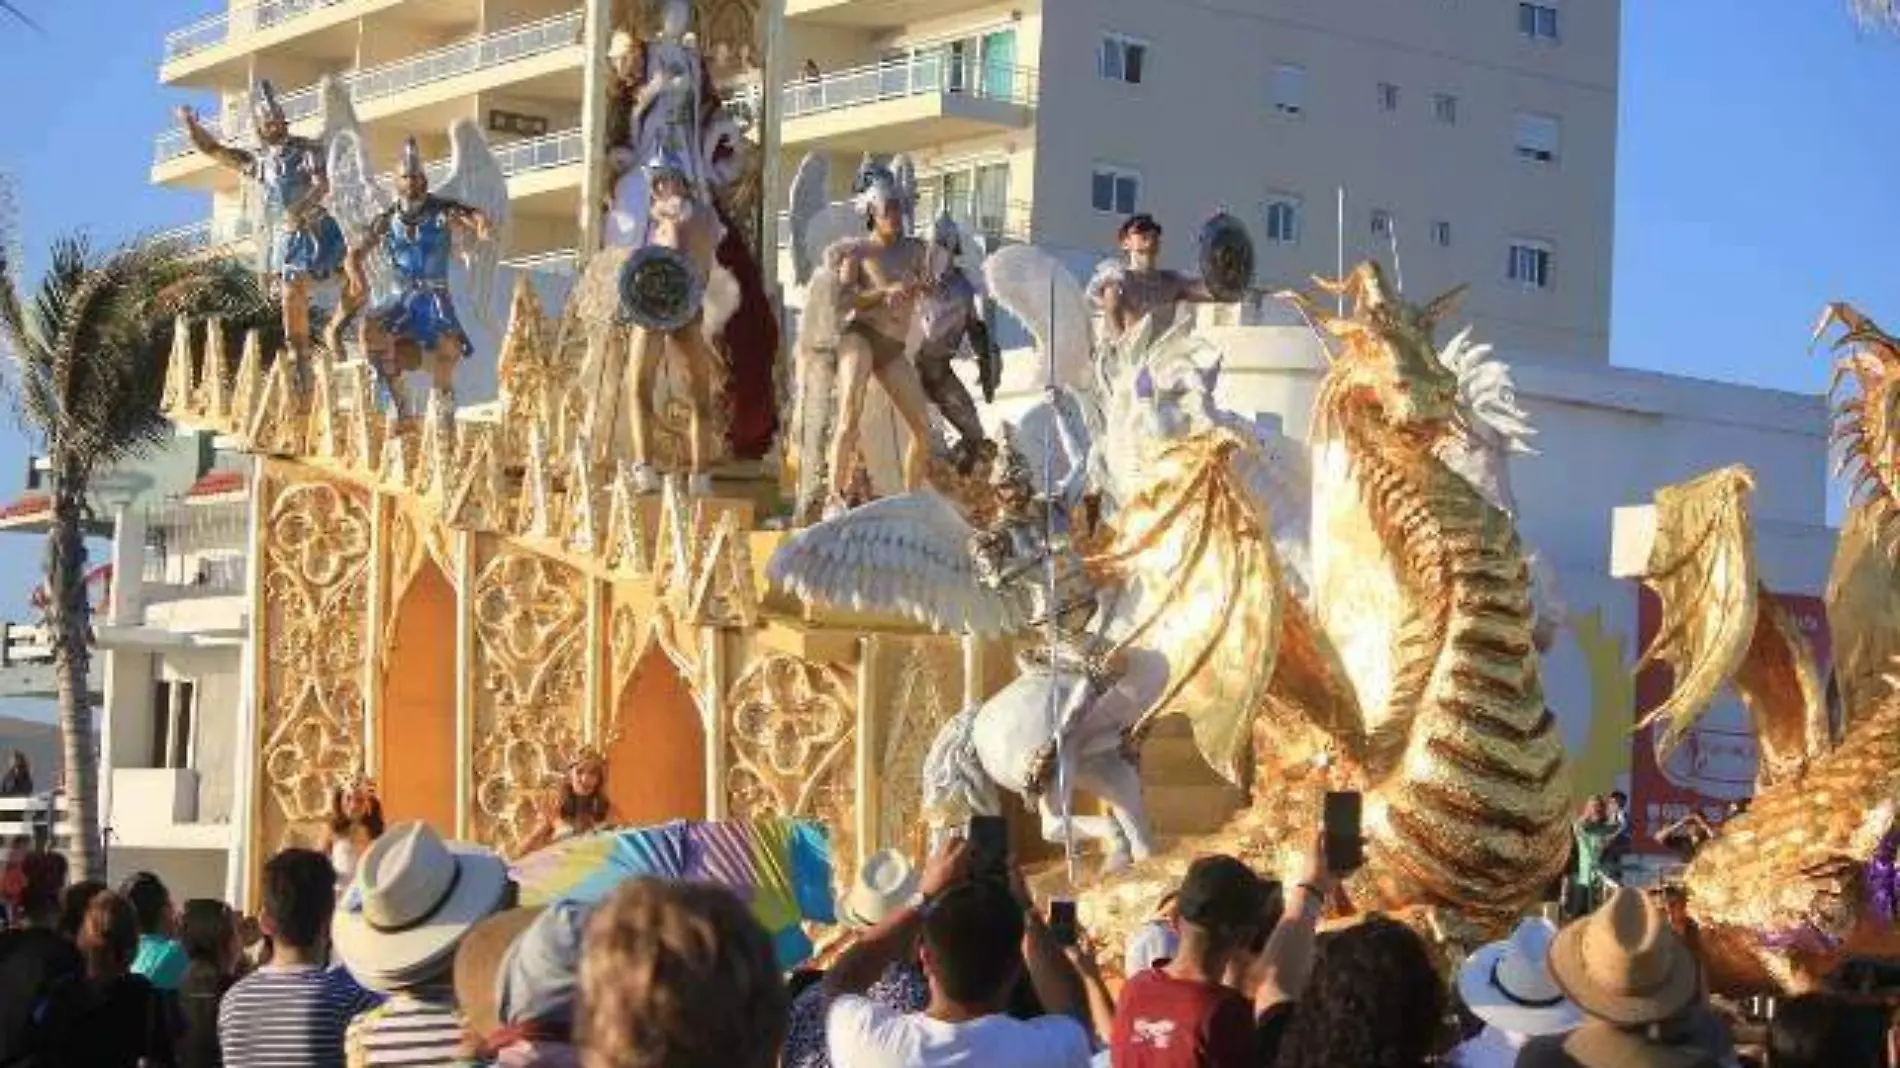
xmin=146 ymin=0 xmax=1900 ymax=997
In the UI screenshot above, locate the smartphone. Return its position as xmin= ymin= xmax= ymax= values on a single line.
xmin=968 ymin=815 xmax=1010 ymax=882
xmin=1048 ymin=899 xmax=1079 ymax=946
xmin=1323 ymin=790 xmax=1364 ymax=874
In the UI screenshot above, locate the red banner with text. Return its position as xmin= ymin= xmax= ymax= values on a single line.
xmin=1629 ymin=587 xmax=1831 ymax=855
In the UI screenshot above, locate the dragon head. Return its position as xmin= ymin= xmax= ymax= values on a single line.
xmin=1279 ymin=261 xmax=1464 ymax=437
xmin=1815 ymin=302 xmax=1900 ymax=533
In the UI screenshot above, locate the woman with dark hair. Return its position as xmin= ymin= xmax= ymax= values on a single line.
xmin=57 ymin=878 xmax=107 ymax=939
xmin=321 ymin=775 xmax=384 ymax=893
xmin=1273 ymin=915 xmax=1445 ymax=1068
xmin=176 ymin=899 xmax=241 ymax=1068
xmin=57 ymin=890 xmax=177 ymax=1066
xmin=520 ymin=749 xmax=613 ymax=856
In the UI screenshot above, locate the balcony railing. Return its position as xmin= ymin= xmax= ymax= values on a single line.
xmin=155 ymin=11 xmax=584 ymax=165
xmin=781 ymin=50 xmax=1039 ymax=121
xmin=776 ymin=198 xmax=1034 ymax=249
xmin=407 ymin=127 xmax=583 ymax=185
xmin=151 ymin=216 xmax=256 ymax=253
xmin=141 ymin=500 xmax=249 ymax=596
xmin=504 ymin=249 xmax=581 ymax=275
xmin=165 ymin=0 xmax=363 ymax=62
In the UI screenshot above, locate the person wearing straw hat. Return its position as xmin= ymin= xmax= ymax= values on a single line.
xmin=1515 ymin=887 xmax=1720 ymax=1068
xmin=783 ymin=850 xmax=930 ymax=1068
xmin=334 ymin=821 xmax=512 ymax=1067
xmin=1447 ymin=917 xmax=1581 ymax=1067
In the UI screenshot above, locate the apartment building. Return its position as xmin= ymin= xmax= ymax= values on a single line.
xmin=0 ymin=435 xmax=254 ymax=902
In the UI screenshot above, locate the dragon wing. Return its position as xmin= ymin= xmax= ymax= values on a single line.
xmin=1816 ymin=302 xmax=1900 ymax=722
xmin=982 ymin=244 xmax=1093 ymax=395
xmin=1630 ymin=466 xmax=1829 ymax=785
xmin=1090 ymin=429 xmax=1286 ymax=786
xmin=324 ymin=126 xmax=396 ymax=300
xmin=436 ymin=118 xmax=512 ymax=327
xmin=786 ymin=152 xmax=830 ymax=283
xmin=765 ymin=491 xmax=1018 ymax=636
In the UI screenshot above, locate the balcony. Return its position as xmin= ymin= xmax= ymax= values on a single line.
xmin=140 ymin=500 xmax=247 ymax=600
xmin=781 ymin=50 xmax=1037 ymax=154
xmin=151 ymin=216 xmax=256 ymax=256
xmin=504 ymin=248 xmax=581 ymax=275
xmin=160 ymin=0 xmax=467 ymax=87
xmin=786 ymin=0 xmax=1009 ymax=30
xmin=153 ymin=11 xmax=586 ymax=183
xmin=107 ymin=769 xmax=231 ymax=850
xmin=775 ymin=197 xmax=1033 ymax=249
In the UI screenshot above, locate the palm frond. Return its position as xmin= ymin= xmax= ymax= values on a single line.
xmin=1851 ymin=0 xmax=1900 ymax=28
xmin=0 ymin=234 xmax=282 ymax=477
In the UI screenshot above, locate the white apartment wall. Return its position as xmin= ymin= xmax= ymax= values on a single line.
xmin=1030 ymin=0 xmax=1618 ymax=363
xmin=106 ymin=847 xmax=229 ymax=907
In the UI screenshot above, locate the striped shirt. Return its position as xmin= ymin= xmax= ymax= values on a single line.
xmin=345 ymin=988 xmax=468 ymax=1067
xmin=218 ymin=963 xmax=382 ymax=1068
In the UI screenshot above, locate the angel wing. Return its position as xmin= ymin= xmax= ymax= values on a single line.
xmin=765 ymin=491 xmax=1019 ymax=635
xmin=787 ymin=153 xmax=831 ymax=283
xmin=324 ymin=126 xmax=396 ymax=300
xmin=318 ymin=73 xmax=359 ymax=145
xmin=436 ymin=118 xmax=512 ymax=327
xmin=891 ymin=153 xmax=917 ymax=223
xmin=982 ymin=244 xmax=1092 ymax=395
xmin=1630 ymin=465 xmax=1829 ymax=787
xmin=802 ymin=206 xmax=862 ymax=288
xmin=1090 ymin=429 xmax=1286 ymax=786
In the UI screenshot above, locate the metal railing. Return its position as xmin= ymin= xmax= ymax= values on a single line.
xmin=406 ymin=127 xmax=582 ymax=185
xmin=0 ymin=796 xmax=72 ymax=850
xmin=0 ymin=622 xmax=51 ymax=669
xmin=155 ymin=11 xmax=584 ymax=164
xmin=165 ymin=0 xmax=363 ymax=62
xmin=150 ymin=216 xmax=256 ymax=253
xmin=140 ymin=500 xmax=249 ymax=596
xmin=781 ymin=49 xmax=1039 ymax=120
xmin=775 ymin=197 xmax=1034 ymax=249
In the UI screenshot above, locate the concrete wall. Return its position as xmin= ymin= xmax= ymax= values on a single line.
xmin=106 ymin=846 xmax=229 ymax=908
xmin=1029 ymin=0 xmax=1618 ymax=363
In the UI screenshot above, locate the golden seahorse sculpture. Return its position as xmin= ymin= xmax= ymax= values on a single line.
xmin=1622 ymin=302 xmax=1900 ymax=994
xmin=1078 ymin=261 xmax=1571 ymax=953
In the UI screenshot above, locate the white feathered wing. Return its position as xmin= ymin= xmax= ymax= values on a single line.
xmin=435 ymin=118 xmax=511 ymax=328
xmin=764 ymin=492 xmax=1020 ymax=636
xmin=324 ymin=125 xmax=396 ymax=304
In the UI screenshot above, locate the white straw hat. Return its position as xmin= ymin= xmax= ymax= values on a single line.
xmin=1456 ymin=916 xmax=1584 ymax=1037
xmin=332 ymin=821 xmax=511 ymax=992
xmin=836 ymin=849 xmax=920 ymax=929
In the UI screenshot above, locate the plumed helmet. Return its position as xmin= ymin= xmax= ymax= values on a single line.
xmin=641 ymin=145 xmax=692 ymax=187
xmin=250 ymin=79 xmax=287 ymax=129
xmin=399 ymin=137 xmax=427 ymax=181
xmin=854 ymin=163 xmax=906 ymax=220
xmin=929 ymin=212 xmax=962 ymax=254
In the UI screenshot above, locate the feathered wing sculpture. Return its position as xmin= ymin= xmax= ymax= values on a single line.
xmin=324 ymin=126 xmax=396 ymax=319
xmin=1088 ymin=429 xmax=1287 ymax=786
xmin=764 ymin=491 xmax=1019 ymax=635
xmin=1629 ymin=465 xmax=1829 ymax=788
xmin=982 ymin=244 xmax=1094 ymax=400
xmin=1816 ymin=302 xmax=1900 ymax=720
xmin=786 ymin=153 xmax=831 ymax=283
xmin=435 ymin=118 xmax=511 ymax=328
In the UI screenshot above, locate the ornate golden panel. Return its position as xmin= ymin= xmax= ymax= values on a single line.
xmin=469 ymin=547 xmax=590 ymax=854
xmin=869 ymin=638 xmax=964 ymax=863
xmin=725 ymin=654 xmax=855 ymax=869
xmin=254 ymin=469 xmax=373 ymax=855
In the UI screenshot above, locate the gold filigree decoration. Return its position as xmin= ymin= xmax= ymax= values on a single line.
xmin=469 ymin=551 xmax=589 ymax=853
xmin=257 ymin=475 xmax=373 ymax=851
xmin=879 ymin=641 xmax=959 ymax=860
xmin=726 ymin=656 xmax=855 ymax=868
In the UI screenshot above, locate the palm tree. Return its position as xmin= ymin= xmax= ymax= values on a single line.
xmin=0 ymin=237 xmax=275 ymax=880
xmin=0 ymin=2 xmax=42 ymax=32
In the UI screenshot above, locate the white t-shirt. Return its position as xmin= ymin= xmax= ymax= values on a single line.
xmin=826 ymin=994 xmax=1092 ymax=1068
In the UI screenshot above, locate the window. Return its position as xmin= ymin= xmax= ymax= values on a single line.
xmin=1271 ymin=64 xmax=1307 ymax=116
xmin=1265 ymin=195 xmax=1302 ymax=245
xmin=1515 ymin=112 xmax=1561 ymax=163
xmin=1098 ymin=34 xmax=1147 ymax=84
xmin=1508 ymin=240 xmax=1553 ymax=289
xmin=1091 ymin=166 xmax=1140 ymax=214
xmin=148 ymin=678 xmax=195 ymax=770
xmin=1518 ymin=3 xmax=1559 ymax=41
xmin=1377 ymin=82 xmax=1400 ymax=112
xmin=1433 ymin=92 xmax=1458 ymax=125
xmin=1370 ymin=210 xmax=1393 ymax=237
xmin=1432 ymin=220 xmax=1453 ymax=247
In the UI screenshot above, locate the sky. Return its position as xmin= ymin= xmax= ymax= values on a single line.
xmin=0 ymin=0 xmax=1896 ymax=711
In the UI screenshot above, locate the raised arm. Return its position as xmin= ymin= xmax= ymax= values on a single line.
xmin=1010 ymin=863 xmax=1088 ymax=1026
xmin=175 ymin=106 xmax=254 ymax=174
xmin=823 ymin=840 xmax=967 ymax=997
xmin=1251 ymin=830 xmax=1335 ymax=1017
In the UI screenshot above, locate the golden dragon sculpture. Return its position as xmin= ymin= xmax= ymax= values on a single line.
xmin=1078 ymin=262 xmax=1571 ymax=951
xmin=1619 ymin=302 xmax=1900 ymax=994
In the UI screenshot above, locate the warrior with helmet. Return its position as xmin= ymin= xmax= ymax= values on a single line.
xmin=619 ymin=147 xmax=726 ymax=496
xmin=914 ymin=213 xmax=1001 ymax=473
xmin=823 ymin=164 xmax=939 ymax=517
xmin=338 ymin=138 xmax=492 ymax=443
xmin=174 ymin=81 xmax=346 ymax=376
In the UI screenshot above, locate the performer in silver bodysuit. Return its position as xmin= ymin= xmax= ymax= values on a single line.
xmin=913 ymin=215 xmax=999 ymax=473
